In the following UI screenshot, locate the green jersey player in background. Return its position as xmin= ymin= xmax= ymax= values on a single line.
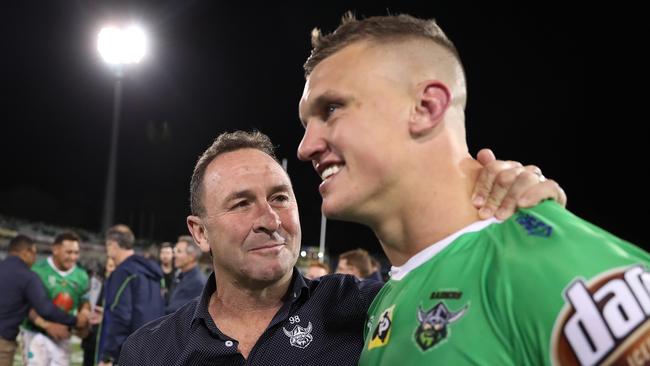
xmin=22 ymin=231 xmax=90 ymax=366
xmin=297 ymin=12 xmax=647 ymax=365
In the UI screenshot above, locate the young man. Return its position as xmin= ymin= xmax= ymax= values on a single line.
xmin=22 ymin=231 xmax=90 ymax=366
xmin=121 ymin=130 xmax=563 ymax=365
xmin=158 ymin=242 xmax=175 ymax=303
xmin=297 ymin=13 xmax=648 ymax=365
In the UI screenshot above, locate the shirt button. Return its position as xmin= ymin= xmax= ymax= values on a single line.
xmin=225 ymin=340 xmax=234 ymax=347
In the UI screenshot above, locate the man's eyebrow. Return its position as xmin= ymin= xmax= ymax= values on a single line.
xmin=223 ymin=189 xmax=254 ymax=203
xmin=300 ymin=90 xmax=351 ymax=123
xmin=223 ymin=184 xmax=293 ymax=202
xmin=269 ymin=183 xmax=293 ymax=195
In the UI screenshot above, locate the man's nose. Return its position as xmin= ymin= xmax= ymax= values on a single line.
xmin=252 ymin=202 xmax=281 ymax=235
xmin=297 ymin=122 xmax=327 ymax=162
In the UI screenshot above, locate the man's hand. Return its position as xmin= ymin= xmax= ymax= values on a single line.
xmin=75 ymin=307 xmax=90 ymax=329
xmin=43 ymin=321 xmax=71 ymax=341
xmin=98 ymin=361 xmax=113 ymax=366
xmin=89 ymin=305 xmax=104 ymax=326
xmin=472 ymin=149 xmax=567 ymax=220
xmin=29 ymin=309 xmax=71 ymax=341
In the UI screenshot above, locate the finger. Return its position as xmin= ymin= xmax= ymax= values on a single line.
xmin=472 ymin=149 xmax=497 ymax=206
xmin=473 ymin=159 xmax=522 ymax=208
xmin=522 ymin=164 xmax=546 ymax=182
xmin=494 ymin=171 xmax=540 ymax=220
xmin=479 ymin=165 xmax=525 ymax=219
xmin=476 ymin=148 xmax=496 ymax=166
xmin=517 ymin=179 xmax=566 ymax=207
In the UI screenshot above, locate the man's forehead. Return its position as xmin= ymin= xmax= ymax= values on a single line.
xmin=206 ymin=149 xmax=292 ymax=193
xmin=209 ymin=149 xmax=286 ymax=177
xmin=61 ymin=239 xmax=80 ymax=248
xmin=299 ymin=42 xmax=395 ymax=114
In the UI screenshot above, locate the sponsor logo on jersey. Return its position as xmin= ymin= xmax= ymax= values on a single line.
xmin=430 ymin=290 xmax=462 ymax=299
xmin=53 ymin=292 xmax=74 ymax=312
xmin=414 ymin=302 xmax=468 ymax=351
xmin=282 ymin=322 xmax=313 ymax=349
xmin=369 ymin=305 xmax=395 ymax=350
xmin=515 ymin=212 xmax=552 ymax=237
xmin=551 ymin=265 xmax=650 ymax=365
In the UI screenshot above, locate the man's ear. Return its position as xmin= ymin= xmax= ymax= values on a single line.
xmin=187 ymin=216 xmax=210 ymax=253
xmin=409 ymin=81 xmax=451 ymax=137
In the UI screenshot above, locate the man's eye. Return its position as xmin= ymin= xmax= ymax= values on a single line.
xmin=273 ymin=195 xmax=289 ymax=203
xmin=324 ymin=104 xmax=341 ymax=120
xmin=232 ymin=200 xmax=249 ymax=209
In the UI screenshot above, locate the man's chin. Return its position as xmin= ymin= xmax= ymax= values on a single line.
xmin=321 ymin=198 xmax=359 ymax=223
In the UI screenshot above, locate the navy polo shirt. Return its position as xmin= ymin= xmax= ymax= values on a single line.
xmin=120 ymin=268 xmax=382 ymax=365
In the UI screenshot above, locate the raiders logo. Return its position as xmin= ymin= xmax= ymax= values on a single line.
xmin=414 ymin=302 xmax=467 ymax=351
xmin=283 ymin=322 xmax=313 ymax=349
xmin=551 ymin=265 xmax=650 ymax=365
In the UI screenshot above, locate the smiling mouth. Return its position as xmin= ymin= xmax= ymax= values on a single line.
xmin=320 ymin=164 xmax=343 ymax=180
xmin=249 ymin=243 xmax=285 ymax=253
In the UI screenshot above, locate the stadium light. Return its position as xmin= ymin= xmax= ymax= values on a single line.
xmin=97 ymin=26 xmax=147 ymax=65
xmin=98 ymin=24 xmax=147 ymax=233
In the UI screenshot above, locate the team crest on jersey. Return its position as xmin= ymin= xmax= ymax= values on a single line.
xmin=414 ymin=302 xmax=468 ymax=351
xmin=368 ymin=305 xmax=395 ymax=350
xmin=282 ymin=322 xmax=313 ymax=349
xmin=551 ymin=265 xmax=650 ymax=365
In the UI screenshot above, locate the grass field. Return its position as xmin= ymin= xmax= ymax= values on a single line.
xmin=13 ymin=335 xmax=84 ymax=366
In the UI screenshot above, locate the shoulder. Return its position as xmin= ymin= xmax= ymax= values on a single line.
xmin=487 ymin=201 xmax=647 ymax=270
xmin=309 ymin=274 xmax=383 ymax=309
xmin=72 ymin=266 xmax=90 ymax=281
xmin=480 ymin=202 xmax=650 ymax=355
xmin=33 ymin=258 xmax=48 ymax=267
xmin=31 ymin=259 xmax=49 ymax=272
xmin=122 ymin=298 xmax=199 ymax=359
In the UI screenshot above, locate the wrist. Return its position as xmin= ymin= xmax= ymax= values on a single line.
xmin=34 ymin=316 xmax=49 ymax=329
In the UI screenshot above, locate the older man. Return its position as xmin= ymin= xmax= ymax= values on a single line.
xmin=165 ymin=236 xmax=207 ymax=314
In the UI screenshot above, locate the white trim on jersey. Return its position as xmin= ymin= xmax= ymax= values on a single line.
xmin=46 ymin=256 xmax=77 ymax=277
xmin=388 ymin=217 xmax=501 ymax=281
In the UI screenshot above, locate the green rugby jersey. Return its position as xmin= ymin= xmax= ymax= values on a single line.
xmin=360 ymin=201 xmax=650 ymax=365
xmin=24 ymin=257 xmax=89 ymax=332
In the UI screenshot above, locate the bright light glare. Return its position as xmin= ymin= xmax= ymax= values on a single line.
xmin=300 ymin=251 xmax=307 ymax=257
xmin=97 ymin=25 xmax=147 ymax=65
xmin=317 ymin=252 xmax=324 ymax=258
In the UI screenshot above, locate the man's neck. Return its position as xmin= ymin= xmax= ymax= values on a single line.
xmin=114 ymin=249 xmax=135 ymax=266
xmin=49 ymin=257 xmax=70 ymax=273
xmin=371 ymin=157 xmax=483 ymax=266
xmin=14 ymin=253 xmax=31 ymax=266
xmin=161 ymin=263 xmax=173 ymax=273
xmin=180 ymin=262 xmax=197 ymax=274
xmin=211 ymin=270 xmax=292 ymax=312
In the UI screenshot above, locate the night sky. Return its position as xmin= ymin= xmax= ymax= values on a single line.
xmin=0 ymin=1 xmax=640 ymax=258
